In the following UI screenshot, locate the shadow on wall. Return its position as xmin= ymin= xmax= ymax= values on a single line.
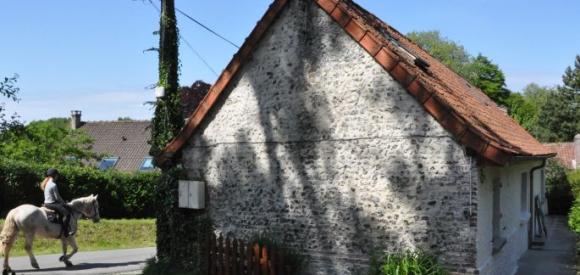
xmin=188 ymin=0 xmax=476 ymax=273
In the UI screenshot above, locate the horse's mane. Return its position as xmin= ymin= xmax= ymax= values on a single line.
xmin=68 ymin=195 xmax=97 ymax=211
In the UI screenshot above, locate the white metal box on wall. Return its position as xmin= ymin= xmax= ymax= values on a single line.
xmin=178 ymin=180 xmax=205 ymax=209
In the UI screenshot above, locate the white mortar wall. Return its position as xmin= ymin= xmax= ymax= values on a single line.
xmin=477 ymin=161 xmax=543 ymax=275
xmin=182 ymin=0 xmax=478 ymax=273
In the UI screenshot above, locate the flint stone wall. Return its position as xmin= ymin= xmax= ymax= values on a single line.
xmin=182 ymin=0 xmax=478 ymax=273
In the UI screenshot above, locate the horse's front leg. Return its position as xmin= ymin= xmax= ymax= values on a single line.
xmin=59 ymin=237 xmax=68 ymax=263
xmin=59 ymin=237 xmax=76 ymax=267
xmin=24 ymin=233 xmax=39 ymax=269
xmin=65 ymin=237 xmax=78 ymax=261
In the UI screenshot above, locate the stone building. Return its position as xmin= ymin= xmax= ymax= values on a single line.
xmin=156 ymin=0 xmax=555 ymax=274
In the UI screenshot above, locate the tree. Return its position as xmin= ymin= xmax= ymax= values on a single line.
xmin=0 ymin=74 xmax=22 ymax=132
xmin=0 ymin=118 xmax=99 ymax=165
xmin=407 ymin=31 xmax=470 ymax=75
xmin=519 ymin=83 xmax=554 ymax=140
xmin=465 ymin=54 xmax=511 ymax=105
xmin=522 ymin=83 xmax=551 ymax=110
xmin=408 ymin=31 xmax=510 ymax=106
xmin=150 ymin=0 xmax=182 ymax=160
xmin=537 ymin=55 xmax=580 ymax=142
xmin=563 ymin=55 xmax=580 ymax=89
xmin=505 ymin=93 xmax=538 ymax=132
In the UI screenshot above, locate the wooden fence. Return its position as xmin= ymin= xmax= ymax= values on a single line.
xmin=208 ymin=233 xmax=294 ymax=275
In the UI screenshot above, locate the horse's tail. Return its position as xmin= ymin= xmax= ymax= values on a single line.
xmin=0 ymin=209 xmax=19 ymax=254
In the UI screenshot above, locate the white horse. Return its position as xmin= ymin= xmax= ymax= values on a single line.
xmin=0 ymin=194 xmax=100 ymax=274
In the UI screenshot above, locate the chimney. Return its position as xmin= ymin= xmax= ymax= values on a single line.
xmin=71 ymin=110 xmax=82 ymax=129
xmin=575 ymin=134 xmax=580 ymax=169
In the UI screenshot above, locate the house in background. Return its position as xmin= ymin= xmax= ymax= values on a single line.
xmin=70 ymin=111 xmax=154 ymax=172
xmin=68 ymin=82 xmax=210 ymax=172
xmin=156 ymin=0 xmax=555 ymax=274
xmin=545 ymin=134 xmax=580 ymax=169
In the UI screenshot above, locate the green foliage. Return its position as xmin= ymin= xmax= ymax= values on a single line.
xmin=407 ymin=31 xmax=510 ymax=106
xmin=407 ymin=31 xmax=470 ymax=75
xmin=534 ymin=55 xmax=580 ymax=142
xmin=545 ymin=160 xmax=573 ymax=215
xmin=537 ymin=88 xmax=580 ymax=143
xmin=0 ymin=219 xmax=155 ymax=256
xmin=568 ymin=201 xmax=580 ymax=233
xmin=505 ymin=93 xmax=538 ymax=132
xmin=369 ymin=250 xmax=448 ymax=275
xmin=519 ymin=84 xmax=554 ymax=141
xmin=465 ymin=54 xmax=511 ymax=105
xmin=568 ymin=170 xmax=580 ymax=233
xmin=0 ymin=74 xmax=21 ymax=132
xmin=0 ymin=160 xmax=160 ymax=218
xmin=143 ymin=257 xmax=198 ymax=275
xmin=150 ymin=0 xmax=182 ymax=158
xmin=155 ymin=166 xmax=212 ymax=273
xmin=0 ymin=118 xmax=100 ymax=165
xmin=563 ymin=55 xmax=580 ymax=89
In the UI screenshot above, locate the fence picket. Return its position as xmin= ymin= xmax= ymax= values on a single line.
xmin=207 ymin=233 xmax=291 ymax=275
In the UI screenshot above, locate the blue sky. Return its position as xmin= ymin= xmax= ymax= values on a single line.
xmin=1 ymin=0 xmax=579 ymax=122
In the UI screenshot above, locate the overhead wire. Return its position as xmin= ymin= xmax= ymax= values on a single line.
xmin=146 ymin=0 xmax=220 ymax=77
xmin=174 ymin=7 xmax=240 ymax=49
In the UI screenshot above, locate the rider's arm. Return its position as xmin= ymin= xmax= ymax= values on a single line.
xmin=51 ymin=184 xmax=65 ymax=204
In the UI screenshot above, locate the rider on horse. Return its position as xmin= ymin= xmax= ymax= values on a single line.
xmin=40 ymin=168 xmax=71 ymax=237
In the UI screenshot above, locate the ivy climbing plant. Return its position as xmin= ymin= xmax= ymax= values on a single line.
xmin=150 ymin=0 xmax=182 ymax=159
xmin=148 ymin=1 xmax=212 ymax=274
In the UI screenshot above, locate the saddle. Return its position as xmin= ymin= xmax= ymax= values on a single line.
xmin=40 ymin=206 xmax=76 ymax=237
xmin=40 ymin=206 xmax=61 ymax=224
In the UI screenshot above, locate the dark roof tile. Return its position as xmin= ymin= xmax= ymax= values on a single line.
xmin=80 ymin=121 xmax=151 ymax=171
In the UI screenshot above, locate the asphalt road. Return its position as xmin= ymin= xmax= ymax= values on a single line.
xmin=5 ymin=247 xmax=156 ymax=275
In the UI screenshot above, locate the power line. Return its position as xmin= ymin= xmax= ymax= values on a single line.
xmin=181 ymin=37 xmax=219 ymax=77
xmin=147 ymin=1 xmax=238 ymax=49
xmin=146 ymin=0 xmax=219 ymax=77
xmin=174 ymin=7 xmax=240 ymax=49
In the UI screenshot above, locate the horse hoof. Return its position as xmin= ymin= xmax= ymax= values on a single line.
xmin=32 ymin=262 xmax=40 ymax=269
xmin=59 ymin=255 xmax=65 ymax=262
xmin=2 ymin=269 xmax=7 ymax=275
xmin=65 ymin=260 xmax=74 ymax=268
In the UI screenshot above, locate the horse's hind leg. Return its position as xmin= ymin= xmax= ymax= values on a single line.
xmin=24 ymin=233 xmax=39 ymax=269
xmin=2 ymin=239 xmax=13 ymax=272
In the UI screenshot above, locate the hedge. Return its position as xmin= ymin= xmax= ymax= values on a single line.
xmin=0 ymin=160 xmax=160 ymax=218
xmin=545 ymin=160 xmax=574 ymax=215
xmin=567 ymin=170 xmax=580 ymax=232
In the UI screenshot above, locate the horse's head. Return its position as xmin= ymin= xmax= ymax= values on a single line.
xmin=87 ymin=194 xmax=100 ymax=223
xmin=71 ymin=194 xmax=100 ymax=223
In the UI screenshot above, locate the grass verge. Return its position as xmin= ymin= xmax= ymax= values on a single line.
xmin=0 ymin=219 xmax=155 ymax=256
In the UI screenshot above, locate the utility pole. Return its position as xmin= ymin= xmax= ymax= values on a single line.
xmin=150 ymin=0 xmax=181 ymax=161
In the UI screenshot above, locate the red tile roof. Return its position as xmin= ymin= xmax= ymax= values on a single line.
xmin=545 ymin=143 xmax=576 ymax=169
xmin=155 ymin=0 xmax=555 ymax=166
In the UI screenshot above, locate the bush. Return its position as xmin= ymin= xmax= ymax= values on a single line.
xmin=567 ymin=170 xmax=580 ymax=232
xmin=0 ymin=160 xmax=160 ymax=218
xmin=545 ymin=160 xmax=573 ymax=214
xmin=142 ymin=257 xmax=198 ymax=275
xmin=370 ymin=250 xmax=448 ymax=275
